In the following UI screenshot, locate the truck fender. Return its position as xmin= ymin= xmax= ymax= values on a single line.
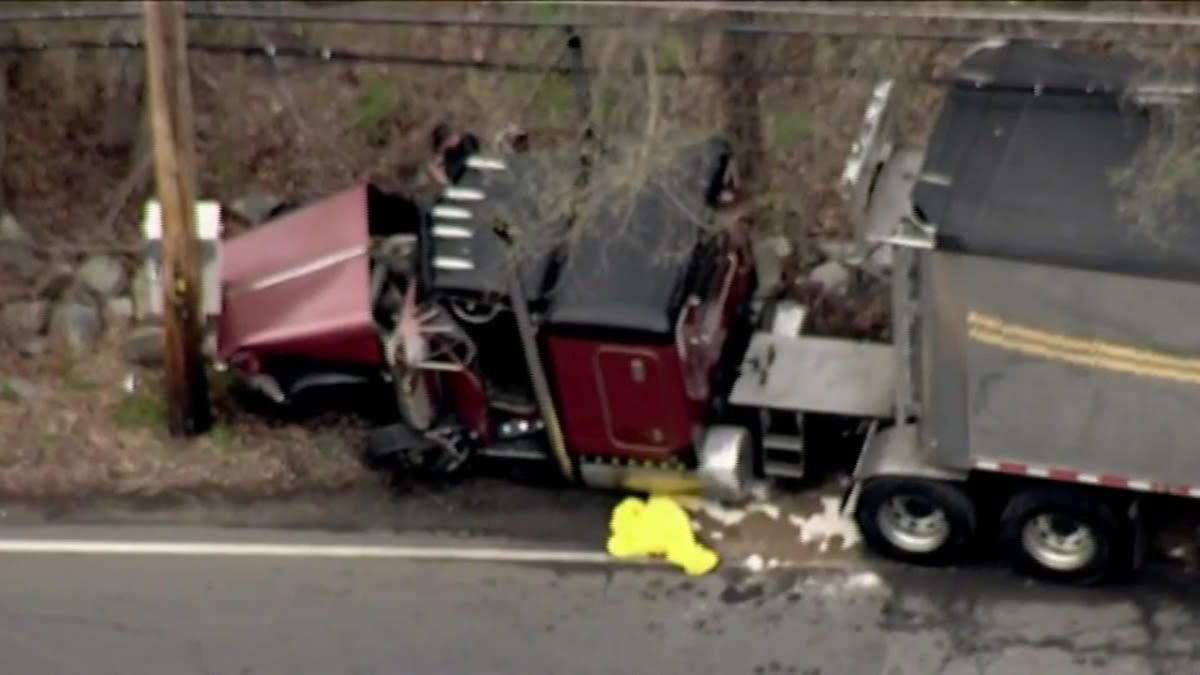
xmin=842 ymin=421 xmax=967 ymax=516
xmin=288 ymin=372 xmax=374 ymax=398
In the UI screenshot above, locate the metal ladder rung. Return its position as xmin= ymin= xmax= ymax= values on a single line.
xmin=432 ymin=224 xmax=473 ymax=239
xmin=763 ymin=434 xmax=804 ymax=453
xmin=466 ymin=155 xmax=508 ymax=171
xmin=433 ymin=256 xmax=475 ymax=271
xmin=764 ymin=462 xmax=806 ymax=479
xmin=431 ymin=205 xmax=473 ymax=221
xmin=443 ymin=186 xmax=485 ymax=202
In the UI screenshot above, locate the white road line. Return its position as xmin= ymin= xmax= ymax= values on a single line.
xmin=0 ymin=539 xmax=873 ymax=576
xmin=0 ymin=539 xmax=662 ymax=565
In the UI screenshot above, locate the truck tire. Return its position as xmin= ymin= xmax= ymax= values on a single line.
xmin=854 ymin=477 xmax=977 ymax=567
xmin=998 ymin=486 xmax=1128 ymax=586
xmin=362 ymin=422 xmax=425 ymax=470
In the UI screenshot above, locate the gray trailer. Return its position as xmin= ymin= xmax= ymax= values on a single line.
xmin=731 ymin=39 xmax=1200 ymax=585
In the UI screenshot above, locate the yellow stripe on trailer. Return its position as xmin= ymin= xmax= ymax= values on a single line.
xmin=966 ymin=311 xmax=1200 ymax=384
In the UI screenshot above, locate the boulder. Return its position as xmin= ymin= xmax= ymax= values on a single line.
xmin=0 ymin=245 xmax=42 ymax=284
xmin=33 ymin=260 xmax=77 ymax=301
xmin=105 ymin=297 xmax=136 ymax=331
xmin=750 ymin=234 xmax=793 ymax=297
xmin=0 ymin=212 xmax=28 ymax=242
xmin=1 ymin=376 xmax=45 ymax=403
xmin=0 ymin=212 xmax=42 ymax=282
xmin=76 ymin=253 xmax=129 ymax=297
xmin=121 ymin=324 xmax=165 ymax=368
xmin=49 ymin=300 xmax=103 ymax=355
xmin=807 ymin=260 xmax=851 ymax=294
xmin=816 ymin=239 xmax=865 ymax=262
xmin=1 ymin=300 xmax=49 ymax=338
xmin=19 ymin=338 xmax=47 ymax=357
xmin=817 ymin=238 xmax=893 ymax=276
xmin=229 ymin=193 xmax=287 ymax=225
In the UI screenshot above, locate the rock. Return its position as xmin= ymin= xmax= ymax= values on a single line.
xmin=0 ymin=212 xmax=29 ymax=242
xmin=1 ymin=300 xmax=49 ymax=337
xmin=49 ymin=301 xmax=103 ymax=355
xmin=816 ymin=239 xmax=866 ymax=262
xmin=76 ymin=254 xmax=129 ymax=297
xmin=105 ymin=297 xmax=135 ymax=330
xmin=230 ymin=194 xmax=287 ymax=225
xmin=121 ymin=324 xmax=165 ymax=367
xmin=58 ymin=281 xmax=101 ymax=307
xmin=818 ymin=238 xmax=893 ymax=276
xmin=1 ymin=376 xmax=44 ymax=402
xmin=19 ymin=338 xmax=47 ymax=357
xmin=0 ymin=243 xmax=43 ymax=283
xmin=33 ymin=260 xmax=76 ymax=300
xmin=750 ymin=235 xmax=794 ymax=297
xmin=808 ymin=260 xmax=852 ymax=294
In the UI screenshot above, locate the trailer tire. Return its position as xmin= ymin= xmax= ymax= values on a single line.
xmin=854 ymin=477 xmax=977 ymax=567
xmin=998 ymin=487 xmax=1127 ymax=586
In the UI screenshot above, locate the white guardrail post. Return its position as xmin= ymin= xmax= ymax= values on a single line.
xmin=139 ymin=200 xmax=223 ymax=320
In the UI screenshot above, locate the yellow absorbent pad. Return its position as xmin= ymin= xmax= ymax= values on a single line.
xmin=605 ymin=495 xmax=720 ymax=576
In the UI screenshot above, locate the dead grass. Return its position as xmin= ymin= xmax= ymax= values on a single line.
xmin=0 ymin=334 xmax=376 ymax=502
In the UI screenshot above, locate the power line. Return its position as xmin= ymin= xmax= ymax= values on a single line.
xmin=12 ymin=1 xmax=1190 ymax=31
xmin=0 ymin=37 xmax=1173 ymax=98
xmin=0 ymin=39 xmax=834 ymax=77
xmin=528 ymin=1 xmax=1200 ymax=29
xmin=0 ymin=3 xmax=1191 ymax=48
xmin=175 ymin=6 xmax=1200 ymax=47
xmin=0 ymin=3 xmax=136 ymax=22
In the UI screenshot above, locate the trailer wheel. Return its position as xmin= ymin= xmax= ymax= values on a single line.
xmin=854 ymin=477 xmax=977 ymax=566
xmin=998 ymin=487 xmax=1127 ymax=586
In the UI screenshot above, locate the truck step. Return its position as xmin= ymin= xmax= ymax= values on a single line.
xmin=763 ymin=434 xmax=804 ymax=453
xmin=477 ymin=441 xmax=548 ymax=462
xmin=764 ymin=461 xmax=807 ymax=480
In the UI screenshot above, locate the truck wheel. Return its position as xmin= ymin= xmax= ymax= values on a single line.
xmin=363 ymin=422 xmax=426 ymax=470
xmin=998 ymin=487 xmax=1127 ymax=586
xmin=854 ymin=477 xmax=977 ymax=566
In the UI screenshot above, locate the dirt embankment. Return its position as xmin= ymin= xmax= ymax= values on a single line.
xmin=0 ymin=1 xmax=1197 ymax=505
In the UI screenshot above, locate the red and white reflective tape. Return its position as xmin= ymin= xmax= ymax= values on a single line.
xmin=974 ymin=459 xmax=1200 ymax=499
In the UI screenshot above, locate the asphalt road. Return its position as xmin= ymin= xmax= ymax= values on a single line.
xmin=4 ymin=530 xmax=1200 ymax=675
xmin=0 ymin=475 xmax=621 ymax=546
xmin=0 ymin=467 xmax=888 ymax=568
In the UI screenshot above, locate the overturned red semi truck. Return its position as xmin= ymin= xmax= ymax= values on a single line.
xmin=178 ymin=39 xmax=1200 ymax=586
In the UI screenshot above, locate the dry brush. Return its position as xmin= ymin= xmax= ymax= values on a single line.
xmin=2 ymin=3 xmax=1200 ymax=296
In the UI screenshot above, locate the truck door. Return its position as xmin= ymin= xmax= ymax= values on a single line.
xmin=595 ymin=347 xmax=672 ymax=451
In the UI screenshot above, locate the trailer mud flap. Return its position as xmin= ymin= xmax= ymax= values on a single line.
xmin=840 ymin=479 xmax=863 ymax=517
xmin=1129 ymin=499 xmax=1147 ymax=574
xmin=841 ymin=419 xmax=881 ymax=515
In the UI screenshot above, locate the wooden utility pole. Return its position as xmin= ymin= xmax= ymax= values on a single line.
xmin=143 ymin=0 xmax=212 ymax=436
